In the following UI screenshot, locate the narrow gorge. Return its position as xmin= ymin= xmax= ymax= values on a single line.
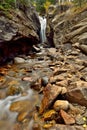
xmin=0 ymin=1 xmax=87 ymax=130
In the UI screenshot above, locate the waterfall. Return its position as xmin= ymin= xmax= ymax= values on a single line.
xmin=39 ymin=16 xmax=47 ymax=43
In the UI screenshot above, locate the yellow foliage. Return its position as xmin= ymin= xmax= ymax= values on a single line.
xmin=44 ymin=0 xmax=51 ymax=12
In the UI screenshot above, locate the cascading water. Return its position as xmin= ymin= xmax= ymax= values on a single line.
xmin=39 ymin=16 xmax=47 ymax=43
xmin=0 ymin=88 xmax=40 ymax=130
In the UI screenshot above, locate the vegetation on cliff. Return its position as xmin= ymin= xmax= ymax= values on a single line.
xmin=0 ymin=0 xmax=87 ymax=14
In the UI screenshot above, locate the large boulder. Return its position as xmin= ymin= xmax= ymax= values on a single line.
xmin=0 ymin=3 xmax=40 ymax=64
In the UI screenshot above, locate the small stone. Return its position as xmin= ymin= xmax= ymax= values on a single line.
xmin=33 ymin=45 xmax=41 ymax=52
xmin=53 ymin=100 xmax=69 ymax=111
xmin=22 ymin=77 xmax=33 ymax=82
xmin=60 ymin=110 xmax=75 ymax=125
xmin=43 ymin=120 xmax=55 ymax=129
xmin=41 ymin=76 xmax=49 ymax=86
xmin=14 ymin=57 xmax=25 ymax=64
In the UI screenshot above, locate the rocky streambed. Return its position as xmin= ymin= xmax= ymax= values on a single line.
xmin=0 ymin=43 xmax=87 ymax=130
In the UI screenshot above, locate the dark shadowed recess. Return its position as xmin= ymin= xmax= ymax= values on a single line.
xmin=0 ymin=37 xmax=38 ymax=65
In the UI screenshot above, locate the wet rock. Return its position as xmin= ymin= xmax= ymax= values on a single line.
xmin=7 ymin=86 xmax=22 ymax=96
xmin=10 ymin=100 xmax=31 ymax=112
xmin=39 ymin=84 xmax=62 ymax=114
xmin=43 ymin=110 xmax=57 ymax=121
xmin=60 ymin=110 xmax=75 ymax=125
xmin=41 ymin=76 xmax=49 ymax=86
xmin=31 ymin=82 xmax=41 ymax=91
xmin=17 ymin=111 xmax=29 ymax=122
xmin=14 ymin=57 xmax=25 ymax=64
xmin=53 ymin=100 xmax=69 ymax=111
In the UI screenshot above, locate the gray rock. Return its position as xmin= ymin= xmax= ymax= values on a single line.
xmin=41 ymin=76 xmax=49 ymax=86
xmin=0 ymin=4 xmax=40 ymax=64
xmin=66 ymin=84 xmax=87 ymax=107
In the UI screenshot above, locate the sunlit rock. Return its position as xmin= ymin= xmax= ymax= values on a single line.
xmin=53 ymin=100 xmax=69 ymax=111
xmin=60 ymin=110 xmax=75 ymax=125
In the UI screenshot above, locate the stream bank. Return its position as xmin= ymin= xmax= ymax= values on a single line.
xmin=0 ymin=43 xmax=87 ymax=130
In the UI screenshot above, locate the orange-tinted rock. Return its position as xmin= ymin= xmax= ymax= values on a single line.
xmin=60 ymin=110 xmax=75 ymax=125
xmin=43 ymin=110 xmax=57 ymax=121
xmin=39 ymin=84 xmax=62 ymax=114
xmin=10 ymin=100 xmax=31 ymax=112
xmin=17 ymin=111 xmax=29 ymax=122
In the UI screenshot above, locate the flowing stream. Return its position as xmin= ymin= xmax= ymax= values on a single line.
xmin=0 ymin=49 xmax=52 ymax=130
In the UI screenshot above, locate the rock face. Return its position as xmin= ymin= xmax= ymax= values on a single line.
xmin=47 ymin=4 xmax=87 ymax=48
xmin=0 ymin=3 xmax=40 ymax=64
